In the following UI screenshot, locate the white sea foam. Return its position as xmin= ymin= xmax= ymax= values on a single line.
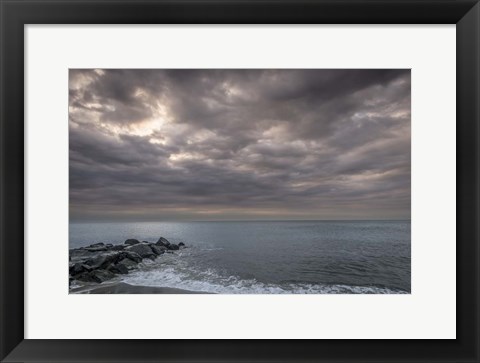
xmin=122 ymin=263 xmax=407 ymax=294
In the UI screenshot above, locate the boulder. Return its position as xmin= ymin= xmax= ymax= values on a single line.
xmin=116 ymin=258 xmax=138 ymax=271
xmin=85 ymin=242 xmax=108 ymax=252
xmin=84 ymin=255 xmax=108 ymax=270
xmin=125 ymin=243 xmax=157 ymax=259
xmin=110 ymin=244 xmax=127 ymax=251
xmin=156 ymin=237 xmax=171 ymax=246
xmin=107 ymin=263 xmax=129 ymax=275
xmin=70 ymin=248 xmax=98 ymax=262
xmin=84 ymin=251 xmax=121 ymax=270
xmin=125 ymin=239 xmax=140 ymax=245
xmin=69 ymin=237 xmax=179 ymax=285
xmin=85 ymin=245 xmax=108 ymax=252
xmin=89 ymin=242 xmax=105 ymax=247
xmin=150 ymin=245 xmax=167 ymax=255
xmin=69 ymin=262 xmax=93 ymax=276
xmin=121 ymin=250 xmax=142 ymax=263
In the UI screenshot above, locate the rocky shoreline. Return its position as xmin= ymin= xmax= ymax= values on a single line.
xmin=69 ymin=237 xmax=185 ymax=286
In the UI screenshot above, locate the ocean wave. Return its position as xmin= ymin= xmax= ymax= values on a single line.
xmin=122 ymin=261 xmax=408 ymax=294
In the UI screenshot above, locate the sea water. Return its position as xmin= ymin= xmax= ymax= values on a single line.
xmin=69 ymin=220 xmax=411 ymax=294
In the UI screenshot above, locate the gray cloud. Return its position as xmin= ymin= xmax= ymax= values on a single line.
xmin=69 ymin=69 xmax=411 ymax=221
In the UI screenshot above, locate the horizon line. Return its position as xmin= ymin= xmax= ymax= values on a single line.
xmin=70 ymin=218 xmax=411 ymax=224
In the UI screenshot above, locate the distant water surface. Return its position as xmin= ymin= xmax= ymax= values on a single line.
xmin=70 ymin=220 xmax=411 ymax=294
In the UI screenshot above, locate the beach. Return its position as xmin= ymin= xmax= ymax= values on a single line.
xmin=71 ymin=282 xmax=207 ymax=294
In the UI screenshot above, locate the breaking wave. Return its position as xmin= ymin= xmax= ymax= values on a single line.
xmin=121 ymin=253 xmax=407 ymax=294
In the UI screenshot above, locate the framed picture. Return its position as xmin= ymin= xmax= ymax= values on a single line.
xmin=1 ymin=0 xmax=478 ymax=362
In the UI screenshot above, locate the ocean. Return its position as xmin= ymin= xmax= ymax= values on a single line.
xmin=69 ymin=220 xmax=411 ymax=294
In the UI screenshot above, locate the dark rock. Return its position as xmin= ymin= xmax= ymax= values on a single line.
xmin=69 ymin=263 xmax=93 ymax=276
xmin=84 ymin=255 xmax=108 ymax=269
xmin=125 ymin=239 xmax=140 ymax=245
xmin=116 ymin=258 xmax=138 ymax=271
xmin=70 ymin=248 xmax=98 ymax=262
xmin=107 ymin=263 xmax=129 ymax=275
xmin=125 ymin=243 xmax=157 ymax=259
xmin=69 ymin=238 xmax=180 ymax=284
xmin=121 ymin=251 xmax=142 ymax=263
xmin=94 ymin=269 xmax=116 ymax=282
xmin=84 ymin=251 xmax=121 ymax=270
xmin=156 ymin=237 xmax=170 ymax=246
xmin=90 ymin=242 xmax=105 ymax=247
xmin=151 ymin=245 xmax=167 ymax=255
xmin=85 ymin=245 xmax=108 ymax=252
xmin=110 ymin=244 xmax=127 ymax=251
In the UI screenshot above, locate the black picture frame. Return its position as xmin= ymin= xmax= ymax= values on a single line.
xmin=1 ymin=0 xmax=479 ymax=362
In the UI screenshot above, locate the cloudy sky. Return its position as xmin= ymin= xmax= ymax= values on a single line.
xmin=69 ymin=69 xmax=411 ymax=222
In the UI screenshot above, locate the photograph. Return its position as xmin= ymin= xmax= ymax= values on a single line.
xmin=68 ymin=69 xmax=411 ymax=294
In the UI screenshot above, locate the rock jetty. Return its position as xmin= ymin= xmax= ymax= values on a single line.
xmin=69 ymin=237 xmax=185 ymax=285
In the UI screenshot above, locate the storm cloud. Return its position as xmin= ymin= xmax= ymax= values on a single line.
xmin=69 ymin=69 xmax=411 ymax=221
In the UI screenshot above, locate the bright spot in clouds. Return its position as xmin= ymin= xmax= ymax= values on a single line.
xmin=69 ymin=69 xmax=411 ymax=221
